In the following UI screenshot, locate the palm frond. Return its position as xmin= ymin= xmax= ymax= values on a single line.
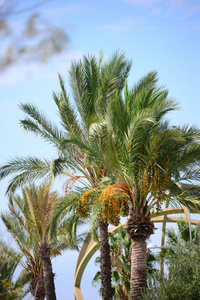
xmin=53 ymin=74 xmax=82 ymax=137
xmin=0 ymin=157 xmax=52 ymax=193
xmin=19 ymin=103 xmax=64 ymax=147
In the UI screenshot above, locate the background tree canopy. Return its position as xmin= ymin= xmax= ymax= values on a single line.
xmin=0 ymin=0 xmax=68 ymax=71
xmin=140 ymin=243 xmax=200 ymax=300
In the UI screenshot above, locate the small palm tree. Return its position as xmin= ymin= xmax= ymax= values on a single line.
xmin=0 ymin=240 xmax=30 ymax=299
xmin=1 ymin=182 xmax=81 ymax=300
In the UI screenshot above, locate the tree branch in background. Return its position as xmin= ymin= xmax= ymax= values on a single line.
xmin=0 ymin=0 xmax=68 ymax=71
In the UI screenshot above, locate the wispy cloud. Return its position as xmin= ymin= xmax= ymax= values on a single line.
xmin=122 ymin=0 xmax=200 ymax=19
xmin=0 ymin=50 xmax=84 ymax=87
xmin=43 ymin=4 xmax=91 ymax=18
xmin=124 ymin=0 xmax=163 ymax=7
xmin=98 ymin=18 xmax=145 ymax=34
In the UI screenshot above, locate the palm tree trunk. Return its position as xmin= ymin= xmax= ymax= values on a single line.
xmin=30 ymin=275 xmax=45 ymax=300
xmin=38 ymin=242 xmax=57 ymax=300
xmin=130 ymin=238 xmax=147 ymax=300
xmin=98 ymin=219 xmax=113 ymax=300
xmin=124 ymin=206 xmax=155 ymax=300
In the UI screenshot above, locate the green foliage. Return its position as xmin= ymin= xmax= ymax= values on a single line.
xmin=167 ymin=220 xmax=200 ymax=245
xmin=0 ymin=240 xmax=30 ymax=299
xmin=140 ymin=244 xmax=200 ymax=300
xmin=159 ymin=221 xmax=200 ymax=261
xmin=1 ymin=279 xmax=23 ymax=300
xmin=0 ymin=52 xmax=131 ymax=196
xmin=104 ymin=82 xmax=200 ymax=213
xmin=1 ymin=182 xmax=81 ymax=257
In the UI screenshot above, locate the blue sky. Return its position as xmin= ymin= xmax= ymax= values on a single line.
xmin=0 ymin=0 xmax=200 ymax=299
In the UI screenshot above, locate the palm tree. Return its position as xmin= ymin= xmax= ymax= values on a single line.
xmin=100 ymin=84 xmax=200 ymax=300
xmin=2 ymin=52 xmax=199 ymax=300
xmin=0 ymin=240 xmax=30 ymax=299
xmin=1 ymin=206 xmax=45 ymax=299
xmin=1 ymin=182 xmax=81 ymax=300
xmin=0 ymin=52 xmax=131 ymax=300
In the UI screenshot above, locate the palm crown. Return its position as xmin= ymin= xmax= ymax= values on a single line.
xmin=96 ymin=73 xmax=200 ymax=300
xmin=0 ymin=52 xmax=131 ymax=193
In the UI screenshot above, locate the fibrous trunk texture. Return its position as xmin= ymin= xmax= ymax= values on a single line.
xmin=29 ymin=275 xmax=45 ymax=300
xmin=130 ymin=238 xmax=147 ymax=300
xmin=124 ymin=206 xmax=155 ymax=300
xmin=98 ymin=219 xmax=113 ymax=300
xmin=38 ymin=242 xmax=57 ymax=300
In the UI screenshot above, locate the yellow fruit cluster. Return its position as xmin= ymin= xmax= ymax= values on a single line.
xmin=76 ymin=190 xmax=93 ymax=218
xmin=76 ymin=185 xmax=129 ymax=225
xmin=150 ymin=165 xmax=170 ymax=210
xmin=98 ymin=185 xmax=129 ymax=226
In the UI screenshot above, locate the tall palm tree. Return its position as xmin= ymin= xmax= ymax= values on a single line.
xmin=0 ymin=52 xmax=131 ymax=300
xmin=1 ymin=182 xmax=81 ymax=300
xmin=52 ymin=69 xmax=177 ymax=300
xmin=99 ymin=84 xmax=200 ymax=299
xmin=66 ymin=72 xmax=188 ymax=299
